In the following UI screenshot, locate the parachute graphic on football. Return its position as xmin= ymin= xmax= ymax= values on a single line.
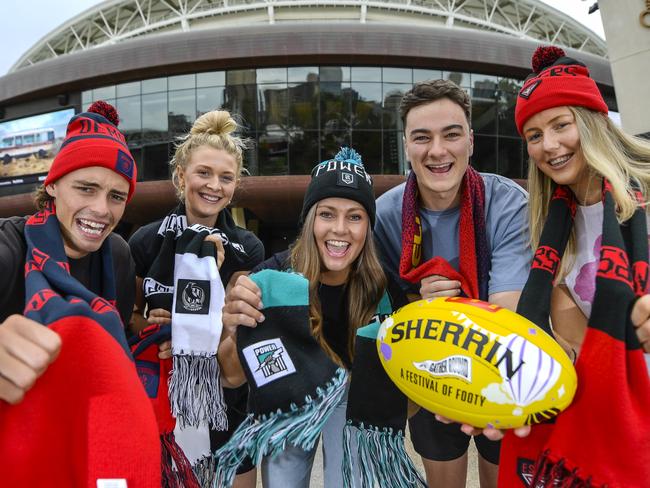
xmin=377 ymin=297 xmax=577 ymax=428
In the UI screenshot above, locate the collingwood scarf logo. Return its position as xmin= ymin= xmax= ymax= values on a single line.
xmin=242 ymin=338 xmax=297 ymax=387
xmin=175 ymin=279 xmax=210 ymax=314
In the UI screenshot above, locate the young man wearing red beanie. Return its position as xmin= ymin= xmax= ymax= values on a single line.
xmin=0 ymin=102 xmax=160 ymax=487
xmin=374 ymin=79 xmax=532 ymax=488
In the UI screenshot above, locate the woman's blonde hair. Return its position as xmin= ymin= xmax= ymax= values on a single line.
xmin=527 ymin=106 xmax=650 ymax=278
xmin=290 ymin=204 xmax=387 ymax=366
xmin=170 ymin=110 xmax=247 ymax=199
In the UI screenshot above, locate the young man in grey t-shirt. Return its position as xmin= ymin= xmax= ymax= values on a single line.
xmin=374 ymin=79 xmax=531 ymax=488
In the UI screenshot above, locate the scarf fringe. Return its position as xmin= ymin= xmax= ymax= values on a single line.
xmin=160 ymin=431 xmax=200 ymax=488
xmin=342 ymin=422 xmax=427 ymax=488
xmin=169 ymin=352 xmax=228 ymax=430
xmin=214 ymin=368 xmax=348 ymax=487
xmin=192 ymin=454 xmax=216 ymax=488
xmin=531 ymin=450 xmax=596 ymax=488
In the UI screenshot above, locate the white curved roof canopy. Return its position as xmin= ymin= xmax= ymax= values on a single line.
xmin=11 ymin=0 xmax=607 ymax=72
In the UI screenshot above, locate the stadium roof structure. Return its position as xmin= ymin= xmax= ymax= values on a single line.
xmin=11 ymin=0 xmax=607 ymax=73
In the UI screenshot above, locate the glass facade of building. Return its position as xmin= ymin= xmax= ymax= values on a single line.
xmin=82 ymin=66 xmax=527 ymax=180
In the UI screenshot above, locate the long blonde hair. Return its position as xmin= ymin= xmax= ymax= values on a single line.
xmin=290 ymin=204 xmax=387 ymax=366
xmin=527 ymin=106 xmax=650 ymax=278
xmin=170 ymin=110 xmax=247 ymax=199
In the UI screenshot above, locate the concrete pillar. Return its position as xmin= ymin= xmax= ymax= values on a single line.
xmin=598 ymin=0 xmax=650 ymax=137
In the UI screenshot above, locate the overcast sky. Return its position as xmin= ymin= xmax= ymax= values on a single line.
xmin=0 ymin=0 xmax=605 ymax=76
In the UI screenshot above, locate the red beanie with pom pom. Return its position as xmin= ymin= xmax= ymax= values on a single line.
xmin=44 ymin=101 xmax=137 ymax=201
xmin=514 ymin=46 xmax=608 ymax=135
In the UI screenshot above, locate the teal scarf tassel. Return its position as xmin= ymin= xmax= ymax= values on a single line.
xmin=215 ymin=367 xmax=348 ymax=486
xmin=343 ymin=422 xmax=427 ymax=488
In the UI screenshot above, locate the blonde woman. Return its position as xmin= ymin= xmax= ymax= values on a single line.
xmin=217 ymin=148 xmax=410 ymax=487
xmin=498 ymin=45 xmax=650 ymax=487
xmin=129 ymin=110 xmax=264 ymax=487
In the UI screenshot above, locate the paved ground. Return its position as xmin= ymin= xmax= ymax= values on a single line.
xmin=254 ymin=427 xmax=481 ymax=487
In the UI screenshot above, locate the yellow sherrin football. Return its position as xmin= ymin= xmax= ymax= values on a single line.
xmin=377 ymin=297 xmax=577 ymax=429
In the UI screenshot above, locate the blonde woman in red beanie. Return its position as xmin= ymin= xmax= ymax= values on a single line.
xmin=498 ymin=46 xmax=650 ymax=487
xmin=0 ymin=102 xmax=161 ymax=487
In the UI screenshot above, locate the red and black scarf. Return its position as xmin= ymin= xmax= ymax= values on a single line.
xmin=499 ymin=182 xmax=650 ymax=487
xmin=0 ymin=202 xmax=160 ymax=487
xmin=399 ymin=168 xmax=489 ymax=300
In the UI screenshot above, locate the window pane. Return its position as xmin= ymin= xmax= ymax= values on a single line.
xmin=227 ymin=69 xmax=256 ymax=85
xmin=117 ymin=81 xmax=141 ymax=98
xmin=142 ymin=143 xmax=170 ymax=180
xmin=82 ymin=90 xmax=92 ymax=106
xmin=383 ymin=131 xmax=405 ymax=174
xmin=142 ymin=92 xmax=168 ymax=143
xmin=472 ymin=90 xmax=497 ymax=135
xmin=320 ymin=66 xmax=350 ymax=83
xmin=197 ymin=71 xmax=226 ymax=88
xmin=320 ymin=82 xmax=352 ymax=131
xmin=351 ymin=131 xmax=382 ymax=174
xmin=169 ymin=74 xmax=195 ymax=91
xmin=497 ymin=90 xmax=519 ymax=137
xmin=413 ymin=69 xmax=442 ymax=82
xmin=443 ymin=71 xmax=469 ymax=88
xmin=257 ymin=67 xmax=287 ymax=84
xmin=472 ymin=76 xmax=498 ymax=100
xmin=321 ymin=130 xmax=351 ymax=161
xmin=289 ymin=130 xmax=319 ymax=174
xmin=258 ymin=83 xmax=289 ymax=130
xmin=351 ymin=67 xmax=381 ymax=82
xmin=116 ymin=95 xmax=142 ymax=145
xmin=383 ymin=83 xmax=410 ymax=131
xmin=93 ymin=85 xmax=116 ymax=100
xmin=288 ymin=67 xmax=318 ymax=83
xmin=289 ymin=82 xmax=319 ymax=130
xmin=351 ymin=83 xmax=382 ymax=130
xmin=471 ymin=134 xmax=497 ymax=174
xmin=142 ymin=77 xmax=167 ymax=94
xmin=258 ymin=129 xmax=289 ymax=175
xmin=197 ymin=86 xmax=226 ymax=117
xmin=224 ymin=84 xmax=257 ymax=130
xmin=383 ymin=68 xmax=411 ymax=83
xmin=498 ymin=137 xmax=524 ymax=179
xmin=168 ymin=89 xmax=196 ymax=136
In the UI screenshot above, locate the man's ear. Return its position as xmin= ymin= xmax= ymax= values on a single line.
xmin=468 ymin=129 xmax=474 ymax=158
xmin=45 ymin=184 xmax=56 ymax=198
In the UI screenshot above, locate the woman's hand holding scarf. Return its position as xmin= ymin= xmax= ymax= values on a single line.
xmin=222 ymin=275 xmax=265 ymax=332
xmin=204 ymin=234 xmax=225 ymax=269
xmin=146 ymin=308 xmax=173 ymax=359
xmin=632 ymin=294 xmax=650 ymax=353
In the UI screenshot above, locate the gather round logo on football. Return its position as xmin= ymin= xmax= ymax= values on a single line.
xmin=377 ymin=297 xmax=577 ymax=429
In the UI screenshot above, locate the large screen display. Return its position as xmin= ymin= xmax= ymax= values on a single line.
xmin=0 ymin=108 xmax=74 ymax=187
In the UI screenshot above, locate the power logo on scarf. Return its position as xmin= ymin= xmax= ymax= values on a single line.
xmin=242 ymin=338 xmax=296 ymax=387
xmin=175 ymin=279 xmax=211 ymax=314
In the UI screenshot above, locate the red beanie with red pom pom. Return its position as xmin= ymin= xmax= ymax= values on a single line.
xmin=514 ymin=46 xmax=608 ymax=135
xmin=44 ymin=101 xmax=137 ymax=201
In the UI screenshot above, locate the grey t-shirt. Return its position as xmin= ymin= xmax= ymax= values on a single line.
xmin=375 ymin=172 xmax=532 ymax=297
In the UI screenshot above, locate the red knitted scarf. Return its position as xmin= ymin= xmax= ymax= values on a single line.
xmin=399 ymin=168 xmax=489 ymax=300
xmin=499 ymin=182 xmax=650 ymax=488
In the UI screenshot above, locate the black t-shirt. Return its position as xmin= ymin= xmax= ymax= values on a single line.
xmin=129 ymin=209 xmax=265 ymax=288
xmin=0 ymin=216 xmax=136 ymax=326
